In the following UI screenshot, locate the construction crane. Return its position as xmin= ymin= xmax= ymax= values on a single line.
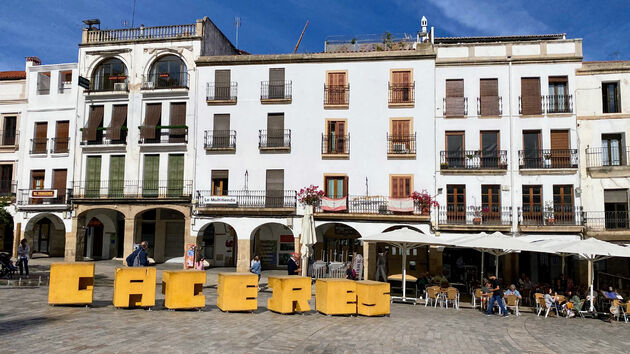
xmin=293 ymin=20 xmax=309 ymax=53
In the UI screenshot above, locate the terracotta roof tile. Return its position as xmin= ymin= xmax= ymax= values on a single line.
xmin=0 ymin=71 xmax=26 ymax=80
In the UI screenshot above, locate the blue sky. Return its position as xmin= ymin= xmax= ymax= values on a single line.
xmin=1 ymin=0 xmax=629 ymax=70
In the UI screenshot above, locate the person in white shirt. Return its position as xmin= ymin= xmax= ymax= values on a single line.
xmin=17 ymin=239 xmax=30 ymax=278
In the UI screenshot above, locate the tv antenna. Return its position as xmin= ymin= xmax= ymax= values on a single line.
xmin=234 ymin=17 xmax=241 ymax=49
xmin=131 ymin=0 xmax=137 ymax=28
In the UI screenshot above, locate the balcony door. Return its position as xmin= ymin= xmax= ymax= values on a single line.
xmin=268 ymin=68 xmax=285 ymax=99
xmin=550 ymin=130 xmax=570 ymax=167
xmin=211 ymin=170 xmax=229 ymax=196
xmin=214 ymin=70 xmax=231 ymax=100
xmin=480 ymin=131 xmax=499 ymax=168
xmin=553 ymin=185 xmax=574 ymax=224
xmin=267 ymin=113 xmax=284 ymax=147
xmin=602 ymin=134 xmax=623 ymax=166
xmin=522 ymin=185 xmax=542 ymax=224
xmin=604 ymin=189 xmax=629 ymax=229
xmin=391 ymin=119 xmax=411 ymax=152
xmin=391 ymin=70 xmax=412 ymax=103
xmin=167 ymin=154 xmax=184 ymax=197
xmin=52 ymin=169 xmax=67 ymax=204
xmin=325 ymin=176 xmax=347 ymax=199
xmin=446 ymin=185 xmax=466 ymax=222
xmin=55 ymin=121 xmax=69 ymax=153
xmin=482 ymin=185 xmax=501 ymax=223
xmin=521 ymin=77 xmax=542 ymax=115
xmin=479 ymin=78 xmax=500 ymax=116
xmin=213 ymin=114 xmax=230 ymax=148
xmin=446 ymin=132 xmax=464 ymax=167
xmin=445 ymin=79 xmax=465 ymax=116
xmin=168 ymin=103 xmax=186 ymax=143
xmin=523 ymin=131 xmax=541 ymax=168
xmin=33 ymin=122 xmax=47 ymax=154
xmin=266 ymin=169 xmax=284 ymax=207
xmin=108 ymin=156 xmax=125 ymax=198
xmin=0 ymin=165 xmax=12 ymax=195
xmin=548 ymin=76 xmax=568 ymax=112
xmin=31 ymin=170 xmax=45 ymax=205
xmin=326 ymin=120 xmax=345 ymax=153
xmin=142 ymin=155 xmax=159 ymax=197
xmin=327 ymin=72 xmax=347 ymax=105
xmin=85 ymin=156 xmax=101 ymax=198
xmin=3 ymin=116 xmax=16 ymax=146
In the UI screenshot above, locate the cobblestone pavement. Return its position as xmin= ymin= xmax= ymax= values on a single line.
xmin=1 ymin=259 xmax=629 ymax=353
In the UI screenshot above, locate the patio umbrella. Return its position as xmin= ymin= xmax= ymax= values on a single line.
xmin=361 ymin=227 xmax=455 ymax=304
xmin=539 ymin=237 xmax=630 ymax=312
xmin=300 ymin=205 xmax=316 ymax=277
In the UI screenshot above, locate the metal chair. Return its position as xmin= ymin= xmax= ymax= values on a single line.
xmin=471 ymin=288 xmax=482 ymax=309
xmin=444 ymin=287 xmax=459 ymax=309
xmin=504 ymin=294 xmax=520 ymax=316
xmin=425 ymin=286 xmax=441 ymax=307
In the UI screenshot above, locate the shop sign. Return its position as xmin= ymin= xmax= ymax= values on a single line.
xmin=30 ymin=189 xmax=57 ymax=198
xmin=202 ymin=195 xmax=237 ymax=206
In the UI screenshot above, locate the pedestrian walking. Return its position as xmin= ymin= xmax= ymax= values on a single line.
xmin=375 ymin=249 xmax=388 ymax=281
xmin=250 ymin=255 xmax=261 ymax=280
xmin=17 ymin=239 xmax=29 ymax=278
xmin=486 ymin=275 xmax=508 ymax=317
xmin=126 ymin=241 xmax=149 ymax=267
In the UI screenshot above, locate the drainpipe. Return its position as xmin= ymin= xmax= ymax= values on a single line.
xmin=508 ymin=58 xmax=517 ymax=235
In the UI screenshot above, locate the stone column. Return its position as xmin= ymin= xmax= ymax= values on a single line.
xmin=122 ymin=217 xmax=135 ymax=265
xmin=363 ymin=242 xmax=377 ymax=280
xmin=64 ymin=217 xmax=79 ymax=262
xmin=236 ymin=239 xmax=251 ymax=273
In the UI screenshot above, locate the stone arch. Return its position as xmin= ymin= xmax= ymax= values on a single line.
xmin=250 ymin=222 xmax=295 ymax=270
xmin=382 ymin=225 xmax=424 ymax=233
xmin=24 ymin=213 xmax=66 ymax=257
xmin=144 ymin=52 xmax=189 ymax=77
xmin=197 ymin=221 xmax=237 ymax=267
xmin=75 ymin=208 xmax=125 ymax=260
xmin=135 ymin=207 xmax=187 ymax=263
xmin=314 ymin=222 xmax=363 ymax=263
xmin=89 ymin=57 xmax=129 ymax=91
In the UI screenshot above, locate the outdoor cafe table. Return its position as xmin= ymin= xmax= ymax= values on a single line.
xmin=387 ymin=274 xmax=418 ymax=299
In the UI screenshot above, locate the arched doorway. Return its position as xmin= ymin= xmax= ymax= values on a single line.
xmin=250 ymin=223 xmax=294 ymax=270
xmin=135 ymin=208 xmax=185 ymax=263
xmin=199 ymin=222 xmax=237 ymax=267
xmin=314 ymin=223 xmax=362 ymax=263
xmin=25 ymin=214 xmax=66 ymax=257
xmin=75 ymin=208 xmax=125 ymax=260
xmin=85 ymin=218 xmax=104 ymax=259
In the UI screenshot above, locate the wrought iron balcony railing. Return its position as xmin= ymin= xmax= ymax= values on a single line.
xmin=440 ymin=150 xmax=508 ymax=170
xmin=321 ymin=134 xmax=349 ymax=155
xmin=545 ymin=94 xmax=573 ymax=113
xmin=51 ymin=137 xmax=70 ymax=154
xmin=585 ymin=146 xmax=629 ymax=168
xmin=518 ymin=149 xmax=578 ymax=169
xmin=477 ymin=96 xmax=502 ymax=116
xmin=0 ymin=130 xmax=19 ymax=147
xmin=443 ymin=97 xmax=468 ymax=117
xmin=387 ymin=133 xmax=416 ymax=155
xmin=71 ymin=180 xmax=193 ymax=199
xmin=30 ymin=138 xmax=48 ymax=154
xmin=80 ymin=127 xmax=128 ymax=146
xmin=519 ymin=96 xmax=544 ymax=115
xmin=85 ymin=24 xmax=197 ymax=44
xmin=206 ymin=82 xmax=237 ymax=102
xmin=388 ymin=82 xmax=415 ymax=104
xmin=196 ymin=190 xmax=297 ymax=208
xmin=261 ymin=81 xmax=292 ymax=100
xmin=313 ymin=195 xmax=428 ymax=215
xmin=89 ymin=74 xmax=128 ymax=92
xmin=259 ymin=129 xmax=291 ymax=149
xmin=518 ymin=206 xmax=584 ymax=226
xmin=438 ymin=206 xmax=512 ymax=226
xmin=585 ymin=211 xmax=630 ymax=231
xmin=17 ymin=189 xmax=70 ymax=205
xmin=204 ymin=130 xmax=236 ymax=150
xmin=138 ymin=126 xmax=188 ymax=144
xmin=324 ymin=84 xmax=349 ymax=106
xmin=142 ymin=72 xmax=189 ymax=89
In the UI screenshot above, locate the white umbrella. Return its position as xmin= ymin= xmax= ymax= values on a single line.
xmin=300 ymin=205 xmax=316 ymax=276
xmin=361 ymin=228 xmax=455 ymax=304
xmin=540 ymin=237 xmax=630 ymax=312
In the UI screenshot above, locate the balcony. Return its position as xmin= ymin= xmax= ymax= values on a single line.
xmin=84 ymin=24 xmax=197 ymax=44
xmin=314 ymin=195 xmax=430 ymax=222
xmin=206 ymin=82 xmax=237 ymax=104
xmin=142 ymin=72 xmax=189 ymax=90
xmin=259 ymin=129 xmax=291 ymax=151
xmin=204 ymin=130 xmax=236 ymax=151
xmin=0 ymin=180 xmax=17 ymax=200
xmin=440 ymin=150 xmax=508 ymax=172
xmin=437 ymin=206 xmax=512 ymax=231
xmin=388 ymin=82 xmax=415 ymax=107
xmin=71 ymin=180 xmax=193 ymax=200
xmin=50 ymin=137 xmax=70 ymax=154
xmin=89 ymin=74 xmax=128 ymax=93
xmin=139 ymin=126 xmax=188 ymax=144
xmin=585 ymin=211 xmax=630 ymax=239
xmin=519 ymin=96 xmax=544 ymax=115
xmin=30 ymin=138 xmax=48 ymax=155
xmin=387 ymin=134 xmax=416 ymax=157
xmin=260 ymin=81 xmax=292 ymax=103
xmin=545 ymin=94 xmax=573 ymax=114
xmin=585 ymin=146 xmax=630 ymax=178
xmin=443 ymin=97 xmax=468 ymax=117
xmin=80 ymin=128 xmax=128 ymax=146
xmin=518 ymin=149 xmax=578 ymax=171
xmin=477 ymin=96 xmax=502 ymax=116
xmin=196 ymin=190 xmax=297 ymax=215
xmin=321 ymin=133 xmax=349 ymax=158
xmin=324 ymin=84 xmax=349 ymax=108
xmin=17 ymin=189 xmax=70 ymax=208
xmin=0 ymin=130 xmax=19 ymax=151
xmin=518 ymin=206 xmax=584 ymax=232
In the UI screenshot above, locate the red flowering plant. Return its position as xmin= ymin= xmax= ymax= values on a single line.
xmin=297 ymin=185 xmax=324 ymax=206
xmin=411 ymin=189 xmax=439 ymax=214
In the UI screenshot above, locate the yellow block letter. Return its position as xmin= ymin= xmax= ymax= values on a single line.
xmin=356 ymin=280 xmax=390 ymax=316
xmin=216 ymin=272 xmax=258 ymax=312
xmin=315 ymin=278 xmax=357 ymax=315
xmin=267 ymin=275 xmax=311 ymax=314
xmin=48 ymin=262 xmax=95 ymax=305
xmin=162 ymin=270 xmax=206 ymax=309
xmin=113 ymin=267 xmax=156 ymax=308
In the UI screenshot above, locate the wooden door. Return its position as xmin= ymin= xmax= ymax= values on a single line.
xmin=267 ymin=114 xmax=284 ymax=147
xmin=31 ymin=170 xmax=45 ymax=205
xmin=34 ymin=122 xmax=47 ymax=154
xmin=391 ymin=119 xmax=411 ymax=151
xmin=550 ymin=130 xmax=570 ymax=167
xmin=142 ymin=155 xmax=159 ymax=197
xmin=391 ymin=176 xmax=412 ymax=198
xmin=215 ymin=70 xmax=231 ymax=99
xmin=391 ymin=70 xmax=411 ymax=102
xmin=85 ymin=156 xmax=101 ymax=198
xmin=55 ymin=121 xmax=69 ymax=153
xmin=327 ymin=72 xmax=347 ymax=104
xmin=52 ymin=169 xmax=67 ymax=203
xmin=446 ymin=185 xmax=466 ymax=222
xmin=325 ymin=176 xmax=348 ymax=199
xmin=553 ymin=185 xmax=574 ymax=224
xmin=522 ymin=185 xmax=542 ymax=224
xmin=265 ymin=169 xmax=284 ymax=207
xmin=479 ymin=79 xmax=499 ymax=116
xmin=327 ymin=121 xmax=346 ymax=153
xmin=482 ymin=185 xmax=501 ymax=223
xmin=521 ymin=78 xmax=541 ymax=115
xmin=108 ymin=155 xmax=125 ymax=197
xmin=446 ymin=132 xmax=465 ymax=167
xmin=213 ymin=114 xmax=230 ymax=148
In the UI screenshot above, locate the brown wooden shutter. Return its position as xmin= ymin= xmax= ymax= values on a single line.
xmin=269 ymin=68 xmax=285 ymax=82
xmin=446 ymin=79 xmax=464 ymax=97
xmin=213 ymin=114 xmax=230 ymax=131
xmin=480 ymin=79 xmax=499 ymax=116
xmin=446 ymin=79 xmax=465 ymax=116
xmin=328 ymin=72 xmax=346 ymax=86
xmin=53 ymin=169 xmax=67 ymax=199
xmin=392 ymin=120 xmax=410 ymax=137
xmin=342 ymin=176 xmax=348 ymax=197
xmin=83 ymin=105 xmax=104 ymax=141
xmin=55 ymin=121 xmax=69 ymax=139
xmin=215 ymin=70 xmax=230 ymax=84
xmin=392 ymin=71 xmax=410 ymax=85
xmin=107 ymin=105 xmax=127 ymax=140
xmin=31 ymin=170 xmax=45 ymax=189
xmin=391 ymin=177 xmax=399 ymax=197
xmin=550 ymin=130 xmax=569 ymax=150
xmin=521 ymin=78 xmax=541 ymax=115
xmin=141 ymin=103 xmax=162 ymax=139
xmin=169 ymin=102 xmax=186 ymax=135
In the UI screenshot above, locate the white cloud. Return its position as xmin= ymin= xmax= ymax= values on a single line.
xmin=423 ymin=0 xmax=550 ymax=35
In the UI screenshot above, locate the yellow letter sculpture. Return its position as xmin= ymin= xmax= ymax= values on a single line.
xmin=267 ymin=275 xmax=311 ymax=314
xmin=48 ymin=262 xmax=95 ymax=305
xmin=113 ymin=267 xmax=156 ymax=308
xmin=356 ymin=280 xmax=390 ymax=316
xmin=162 ymin=270 xmax=206 ymax=310
xmin=315 ymin=278 xmax=357 ymax=315
xmin=217 ymin=272 xmax=258 ymax=312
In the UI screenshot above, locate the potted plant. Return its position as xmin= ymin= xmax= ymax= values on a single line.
xmin=544 ymin=201 xmax=555 ymax=225
xmin=472 ymin=207 xmax=483 ymax=225
xmin=297 ymin=185 xmax=324 ymax=206
xmin=440 ymin=162 xmax=449 ymax=169
xmin=411 ymin=189 xmax=439 ymax=215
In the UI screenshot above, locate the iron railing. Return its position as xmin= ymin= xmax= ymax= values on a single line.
xmin=388 ymin=82 xmax=415 ymax=104
xmin=387 ymin=133 xmax=416 ymax=155
xmin=438 ymin=206 xmax=512 ymax=226
xmin=585 ymin=146 xmax=630 ymax=168
xmin=206 ymin=82 xmax=237 ymax=101
xmin=321 ymin=134 xmax=349 ymax=154
xmin=0 ymin=180 xmax=17 ymax=197
xmin=51 ymin=137 xmax=70 ymax=154
xmin=139 ymin=126 xmax=188 ymax=144
xmin=314 ymin=195 xmax=428 ymax=215
xmin=261 ymin=81 xmax=292 ymax=100
xmin=71 ymin=180 xmax=193 ymax=199
xmin=142 ymin=72 xmax=189 ymax=89
xmin=30 ymin=138 xmax=48 ymax=154
xmin=324 ymin=84 xmax=349 ymax=106
xmin=85 ymin=24 xmax=197 ymax=43
xmin=0 ymin=130 xmax=18 ymax=146
xmin=585 ymin=211 xmax=630 ymax=231
xmin=518 ymin=206 xmax=584 ymax=226
xmin=89 ymin=73 xmax=128 ymax=92
xmin=196 ymin=190 xmax=297 ymax=208
xmin=443 ymin=97 xmax=468 ymax=117
xmin=440 ymin=150 xmax=508 ymax=170
xmin=545 ymin=94 xmax=573 ymax=113
xmin=81 ymin=128 xmax=128 ymax=146
xmin=17 ymin=189 xmax=70 ymax=205
xmin=259 ymin=129 xmax=291 ymax=149
xmin=518 ymin=149 xmax=578 ymax=169
xmin=204 ymin=130 xmax=236 ymax=150
xmin=477 ymin=96 xmax=502 ymax=116
xmin=519 ymin=96 xmax=544 ymax=115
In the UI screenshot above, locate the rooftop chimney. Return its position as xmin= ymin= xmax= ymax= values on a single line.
xmin=25 ymin=56 xmax=41 ymax=67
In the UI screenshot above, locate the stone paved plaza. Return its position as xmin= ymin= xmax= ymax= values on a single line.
xmin=1 ymin=259 xmax=629 ymax=353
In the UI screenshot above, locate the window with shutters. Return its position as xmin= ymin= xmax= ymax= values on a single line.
xmin=446 ymin=184 xmax=466 ymax=222
xmin=168 ymin=102 xmax=187 ymax=143
xmin=37 ymin=72 xmax=50 ymax=95
xmin=388 ymin=118 xmax=415 ymax=155
xmin=444 ymin=131 xmax=465 ymax=168
xmin=480 ymin=131 xmax=500 ymax=168
xmin=266 ymin=169 xmax=284 ymax=207
xmin=209 ymin=69 xmax=236 ymax=102
xmin=481 ymin=185 xmax=501 ymax=222
xmin=108 ymin=155 xmax=125 ymax=198
xmin=211 ymin=170 xmax=229 ymax=196
xmin=389 ymin=69 xmax=414 ymax=105
xmin=547 ymin=76 xmax=570 ymax=113
xmin=0 ymin=164 xmax=13 ymax=195
xmin=521 ymin=130 xmax=542 ymax=168
xmin=261 ymin=113 xmax=289 ymax=149
xmin=390 ymin=175 xmax=412 ymax=198
xmin=324 ymin=176 xmax=348 ymax=199
xmin=52 ymin=169 xmax=67 ymax=204
xmin=445 ymin=79 xmax=466 ymax=117
xmin=30 ymin=170 xmax=45 ymax=204
xmin=522 ymin=185 xmax=542 ymax=224
xmin=209 ymin=114 xmax=234 ymax=149
xmin=140 ymin=103 xmax=162 ymax=144
xmin=2 ymin=115 xmax=17 ymax=146
xmin=167 ymin=154 xmax=184 ymax=197
xmin=602 ymin=82 xmax=620 ymax=113
xmin=32 ymin=122 xmax=48 ymax=154
xmin=324 ymin=71 xmax=349 ymax=107
xmin=550 ymin=130 xmax=571 ymax=168
xmin=142 ymin=155 xmax=160 ymax=197
xmin=53 ymin=121 xmax=69 ymax=154
xmin=604 ymin=189 xmax=629 ymax=229
xmin=262 ymin=68 xmax=291 ymax=102
xmin=520 ymin=77 xmax=542 ymax=115
xmin=601 ymin=134 xmax=625 ymax=166
xmin=479 ymin=78 xmax=500 ymax=116
xmin=85 ymin=156 xmax=101 ymax=198
xmin=553 ymin=185 xmax=575 ymax=224
xmin=323 ymin=119 xmax=348 ymax=155
xmin=107 ymin=104 xmax=128 ymax=144
xmin=82 ymin=105 xmax=104 ymax=145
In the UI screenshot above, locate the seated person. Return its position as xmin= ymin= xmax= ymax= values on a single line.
xmin=431 ymin=272 xmax=447 ymax=285
xmin=544 ymin=288 xmax=561 ymax=315
xmin=604 ymin=287 xmax=623 ymax=301
xmin=480 ymin=282 xmax=491 ymax=311
xmin=417 ymin=272 xmax=429 ymax=290
xmin=345 ymin=263 xmax=357 ymax=280
xmin=564 ymin=291 xmax=581 ymax=318
xmin=504 ymin=284 xmax=522 ymax=300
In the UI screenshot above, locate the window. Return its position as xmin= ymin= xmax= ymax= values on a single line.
xmin=601 ymin=134 xmax=624 ymax=166
xmin=604 ymin=189 xmax=629 ymax=229
xmin=482 ymin=185 xmax=501 ymax=222
xmin=59 ymin=70 xmax=72 ymax=93
xmin=602 ymin=82 xmax=620 ymax=113
xmin=390 ymin=69 xmax=413 ymax=104
xmin=37 ymin=72 xmax=50 ymax=95
xmin=140 ymin=103 xmax=162 ymax=143
xmin=522 ymin=130 xmax=541 ymax=168
xmin=390 ymin=175 xmax=412 ymax=198
xmin=91 ymin=58 xmax=127 ymax=91
xmin=520 ymin=77 xmax=542 ymax=115
xmin=142 ymin=155 xmax=160 ymax=197
xmin=52 ymin=169 xmax=67 ymax=203
xmin=30 ymin=170 xmax=45 ymax=205
xmin=389 ymin=119 xmax=413 ymax=154
xmin=266 ymin=113 xmax=285 ymax=148
xmin=445 ymin=79 xmax=465 ymax=116
xmin=167 ymin=154 xmax=184 ymax=197
xmin=214 ymin=70 xmax=231 ymax=100
xmin=480 ymin=131 xmax=499 ymax=168
xmin=107 ymin=105 xmax=128 ymax=143
xmin=324 ymin=176 xmax=347 ymax=199
xmin=85 ymin=156 xmax=102 ymax=198
xmin=446 ymin=184 xmax=466 ymax=222
xmin=445 ymin=131 xmax=465 ymax=167
xmin=212 ymin=114 xmax=231 ymax=148
xmin=553 ymin=185 xmax=574 ymax=223
xmin=0 ymin=165 xmax=13 ymax=195
xmin=267 ymin=68 xmax=286 ymax=99
xmin=479 ymin=78 xmax=500 ymax=116
xmin=82 ymin=105 xmax=104 ymax=144
xmin=266 ymin=169 xmax=284 ymax=207
xmin=108 ymin=156 xmax=125 ymax=198
xmin=324 ymin=120 xmax=347 ymax=154
xmin=147 ymin=55 xmax=187 ymax=89
xmin=168 ymin=102 xmax=186 ymax=143
xmin=548 ymin=76 xmax=569 ymax=113
xmin=550 ymin=130 xmax=570 ymax=167
xmin=32 ymin=122 xmax=48 ymax=154
xmin=325 ymin=71 xmax=348 ymax=106
xmin=522 ymin=185 xmax=542 ymax=223
xmin=2 ymin=115 xmax=17 ymax=146
xmin=211 ymin=170 xmax=229 ymax=196
xmin=53 ymin=121 xmax=69 ymax=153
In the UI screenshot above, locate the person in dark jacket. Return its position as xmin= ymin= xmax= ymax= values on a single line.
xmin=126 ymin=241 xmax=150 ymax=267
xmin=287 ymin=252 xmax=300 ymax=275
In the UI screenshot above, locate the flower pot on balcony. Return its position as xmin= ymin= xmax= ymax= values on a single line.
xmin=473 ymin=217 xmax=482 ymax=225
xmin=546 ymin=218 xmax=555 ymax=225
xmin=421 ymin=206 xmax=430 ymax=215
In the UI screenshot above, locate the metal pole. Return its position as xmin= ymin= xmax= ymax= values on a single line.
xmin=561 ymin=255 xmax=566 ymax=275
xmin=588 ymin=259 xmax=594 ymax=312
xmin=480 ymin=251 xmax=484 ymax=284
xmin=495 ymin=254 xmax=499 ymax=278
xmin=402 ymin=244 xmax=407 ymax=302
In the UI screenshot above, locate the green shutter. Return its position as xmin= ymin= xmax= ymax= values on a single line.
xmin=167 ymin=154 xmax=184 ymax=197
xmin=143 ymin=155 xmax=159 ymax=197
xmin=85 ymin=156 xmax=102 ymax=198
xmin=108 ymin=156 xmax=125 ymax=198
